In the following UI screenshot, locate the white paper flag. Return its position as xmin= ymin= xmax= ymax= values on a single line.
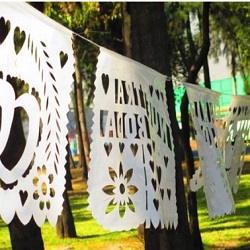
xmin=184 ymin=82 xmax=250 ymax=218
xmin=0 ymin=3 xmax=74 ymax=226
xmin=88 ymin=47 xmax=177 ymax=231
xmin=220 ymin=95 xmax=250 ymax=193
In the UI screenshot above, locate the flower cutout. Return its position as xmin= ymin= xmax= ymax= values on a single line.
xmin=102 ymin=162 xmax=138 ymax=218
xmin=32 ymin=165 xmax=55 ymax=211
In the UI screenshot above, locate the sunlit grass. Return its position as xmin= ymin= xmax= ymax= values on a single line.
xmin=198 ymin=174 xmax=250 ymax=249
xmin=41 ymin=169 xmax=143 ymax=250
xmin=0 ymin=169 xmax=250 ymax=249
xmin=41 ymin=194 xmax=141 ymax=250
xmin=0 ymin=219 xmax=10 ymax=250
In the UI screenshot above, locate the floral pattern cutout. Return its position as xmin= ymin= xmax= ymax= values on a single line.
xmin=88 ymin=48 xmax=177 ymax=231
xmin=102 ymin=163 xmax=138 ymax=218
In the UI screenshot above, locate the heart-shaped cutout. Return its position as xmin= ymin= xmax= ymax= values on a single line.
xmin=153 ymin=198 xmax=159 ymax=211
xmin=149 ymin=160 xmax=154 ymax=172
xmin=14 ymin=26 xmax=26 ymax=54
xmin=0 ymin=17 xmax=10 ymax=45
xmin=160 ymin=188 xmax=164 ymax=199
xmin=151 ymin=178 xmax=157 ymax=191
xmin=164 ymin=156 xmax=169 ymax=167
xmin=149 ymin=85 xmax=153 ymax=96
xmin=104 ymin=142 xmax=112 ymax=156
xmin=156 ymin=166 xmax=162 ymax=184
xmin=102 ymin=73 xmax=109 ymax=94
xmin=19 ymin=190 xmax=28 ymax=206
xmin=119 ymin=142 xmax=124 ymax=153
xmin=130 ymin=143 xmax=138 ymax=156
xmin=167 ymin=188 xmax=171 ymax=200
xmin=147 ymin=143 xmax=152 ymax=156
xmin=59 ymin=51 xmax=68 ymax=68
xmin=155 ymin=89 xmax=160 ymax=99
xmin=0 ymin=80 xmax=39 ymax=184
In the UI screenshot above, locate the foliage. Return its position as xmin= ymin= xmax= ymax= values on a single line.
xmin=164 ymin=2 xmax=250 ymax=94
xmin=33 ymin=3 xmax=250 ymax=104
xmin=164 ymin=2 xmax=203 ymax=81
xmin=210 ymin=3 xmax=250 ymax=65
xmin=45 ymin=2 xmax=122 ymax=48
xmin=209 ymin=3 xmax=250 ymax=93
xmin=44 ymin=2 xmax=123 ymax=107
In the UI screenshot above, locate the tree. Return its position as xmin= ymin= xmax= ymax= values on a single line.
xmin=164 ymin=3 xmax=212 ymax=248
xmin=165 ymin=2 xmax=202 ymax=80
xmin=180 ymin=3 xmax=210 ymax=250
xmin=72 ymin=34 xmax=90 ymax=179
xmin=125 ymin=3 xmax=192 ymax=249
xmin=56 ymin=138 xmax=77 ymax=238
xmin=209 ymin=2 xmax=250 ymax=94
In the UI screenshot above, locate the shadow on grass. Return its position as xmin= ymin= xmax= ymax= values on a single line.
xmin=75 ymin=232 xmax=117 ymax=240
xmin=203 ymin=243 xmax=250 ymax=250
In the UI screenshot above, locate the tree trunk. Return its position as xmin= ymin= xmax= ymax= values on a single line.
xmin=74 ymin=99 xmax=85 ymax=169
xmin=65 ymin=137 xmax=73 ymax=191
xmin=8 ymin=216 xmax=44 ymax=250
xmin=203 ymin=57 xmax=211 ymax=89
xmin=180 ymin=3 xmax=210 ymax=250
xmin=231 ymin=49 xmax=237 ymax=95
xmin=72 ymin=35 xmax=89 ymax=180
xmin=240 ymin=67 xmax=250 ymax=95
xmin=56 ymin=135 xmax=76 ymax=238
xmin=121 ymin=3 xmax=132 ymax=58
xmin=128 ymin=3 xmax=192 ymax=249
xmin=56 ymin=189 xmax=77 ymax=238
xmin=68 ymin=144 xmax=76 ymax=169
xmin=234 ymin=40 xmax=249 ymax=95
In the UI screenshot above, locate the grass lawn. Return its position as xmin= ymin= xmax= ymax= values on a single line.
xmin=1 ymin=162 xmax=250 ymax=249
xmin=198 ymin=174 xmax=250 ymax=249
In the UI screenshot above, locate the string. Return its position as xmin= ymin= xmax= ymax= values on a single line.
xmin=71 ymin=28 xmax=249 ymax=99
xmin=71 ymin=30 xmax=184 ymax=88
xmin=73 ymin=31 xmax=100 ymax=49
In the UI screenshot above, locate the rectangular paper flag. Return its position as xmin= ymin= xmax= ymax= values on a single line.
xmin=185 ymin=82 xmax=250 ymax=218
xmin=88 ymin=47 xmax=177 ymax=231
xmin=0 ymin=3 xmax=74 ymax=226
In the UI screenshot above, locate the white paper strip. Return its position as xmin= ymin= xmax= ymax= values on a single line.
xmin=0 ymin=3 xmax=74 ymax=226
xmin=220 ymin=95 xmax=250 ymax=192
xmin=88 ymin=47 xmax=177 ymax=231
xmin=185 ymin=82 xmax=250 ymax=218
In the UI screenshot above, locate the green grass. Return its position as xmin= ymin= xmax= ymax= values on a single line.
xmin=41 ymin=193 xmax=142 ymax=250
xmin=1 ymin=170 xmax=250 ymax=249
xmin=198 ymin=175 xmax=250 ymax=249
xmin=0 ymin=219 xmax=10 ymax=250
xmin=0 ymin=169 xmax=143 ymax=250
